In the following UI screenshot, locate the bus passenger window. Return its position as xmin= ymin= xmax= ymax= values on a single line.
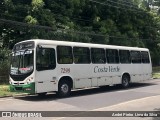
xmin=57 ymin=46 xmax=73 ymax=64
xmin=119 ymin=50 xmax=131 ymax=64
xmin=141 ymin=51 xmax=150 ymax=63
xmin=73 ymin=47 xmax=91 ymax=64
xmin=130 ymin=51 xmax=141 ymax=63
xmin=91 ymin=48 xmax=106 ymax=64
xmin=36 ymin=48 xmax=56 ymax=71
xmin=106 ymin=49 xmax=119 ymax=64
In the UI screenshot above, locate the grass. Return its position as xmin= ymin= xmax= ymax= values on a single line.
xmin=152 ymin=73 xmax=160 ymax=79
xmin=0 ymin=84 xmax=17 ymax=97
xmin=152 ymin=66 xmax=160 ymax=79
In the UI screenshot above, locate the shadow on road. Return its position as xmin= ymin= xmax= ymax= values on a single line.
xmin=14 ymin=82 xmax=157 ymax=101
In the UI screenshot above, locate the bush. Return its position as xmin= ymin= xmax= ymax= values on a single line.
xmin=0 ymin=48 xmax=10 ymax=84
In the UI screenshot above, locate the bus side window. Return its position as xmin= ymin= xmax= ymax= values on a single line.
xmin=91 ymin=48 xmax=106 ymax=64
xmin=73 ymin=47 xmax=91 ymax=64
xmin=130 ymin=51 xmax=141 ymax=63
xmin=36 ymin=48 xmax=56 ymax=71
xmin=57 ymin=46 xmax=73 ymax=64
xmin=106 ymin=49 xmax=119 ymax=64
xmin=141 ymin=51 xmax=150 ymax=63
xmin=119 ymin=50 xmax=131 ymax=64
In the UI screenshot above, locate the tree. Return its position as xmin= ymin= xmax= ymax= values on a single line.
xmin=1 ymin=0 xmax=160 ymax=66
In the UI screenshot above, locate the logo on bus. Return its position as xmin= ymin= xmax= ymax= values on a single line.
xmin=94 ymin=66 xmax=120 ymax=73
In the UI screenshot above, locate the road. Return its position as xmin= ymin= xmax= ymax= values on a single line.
xmin=0 ymin=79 xmax=160 ymax=120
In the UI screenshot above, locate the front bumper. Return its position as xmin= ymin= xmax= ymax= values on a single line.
xmin=10 ymin=82 xmax=35 ymax=94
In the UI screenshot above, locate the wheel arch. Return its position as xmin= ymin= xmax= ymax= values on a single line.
xmin=58 ymin=76 xmax=73 ymax=89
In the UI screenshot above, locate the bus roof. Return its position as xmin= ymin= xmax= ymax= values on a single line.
xmin=16 ymin=39 xmax=149 ymax=51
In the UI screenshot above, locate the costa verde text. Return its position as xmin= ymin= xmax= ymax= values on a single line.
xmin=94 ymin=66 xmax=120 ymax=73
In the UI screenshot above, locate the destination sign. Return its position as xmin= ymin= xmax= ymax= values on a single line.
xmin=13 ymin=41 xmax=34 ymax=51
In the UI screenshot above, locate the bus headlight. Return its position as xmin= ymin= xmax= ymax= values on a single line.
xmin=26 ymin=77 xmax=33 ymax=84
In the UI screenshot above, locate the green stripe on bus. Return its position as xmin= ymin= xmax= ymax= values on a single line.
xmin=10 ymin=82 xmax=35 ymax=94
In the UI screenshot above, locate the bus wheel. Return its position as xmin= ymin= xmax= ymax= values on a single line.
xmin=58 ymin=80 xmax=71 ymax=97
xmin=121 ymin=74 xmax=130 ymax=88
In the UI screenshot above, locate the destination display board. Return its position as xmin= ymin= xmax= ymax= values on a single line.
xmin=13 ymin=41 xmax=34 ymax=51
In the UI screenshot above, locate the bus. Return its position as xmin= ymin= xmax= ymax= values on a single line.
xmin=9 ymin=39 xmax=152 ymax=97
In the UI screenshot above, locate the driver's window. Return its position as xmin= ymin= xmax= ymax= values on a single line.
xmin=36 ymin=47 xmax=56 ymax=71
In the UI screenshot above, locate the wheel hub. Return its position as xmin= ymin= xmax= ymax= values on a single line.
xmin=61 ymin=84 xmax=69 ymax=93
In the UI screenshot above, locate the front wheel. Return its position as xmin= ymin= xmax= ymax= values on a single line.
xmin=57 ymin=80 xmax=71 ymax=97
xmin=121 ymin=74 xmax=130 ymax=88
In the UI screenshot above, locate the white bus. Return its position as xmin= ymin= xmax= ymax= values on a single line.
xmin=9 ymin=39 xmax=152 ymax=97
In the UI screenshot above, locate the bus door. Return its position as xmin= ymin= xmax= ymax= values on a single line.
xmin=35 ymin=45 xmax=57 ymax=93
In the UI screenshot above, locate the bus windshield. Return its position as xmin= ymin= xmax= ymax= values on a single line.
xmin=10 ymin=50 xmax=34 ymax=75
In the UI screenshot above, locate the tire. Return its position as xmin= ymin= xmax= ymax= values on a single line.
xmin=121 ymin=74 xmax=130 ymax=88
xmin=58 ymin=80 xmax=71 ymax=97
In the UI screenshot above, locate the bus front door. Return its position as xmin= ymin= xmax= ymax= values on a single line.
xmin=35 ymin=46 xmax=57 ymax=93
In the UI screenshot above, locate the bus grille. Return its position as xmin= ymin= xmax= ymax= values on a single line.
xmin=15 ymin=87 xmax=23 ymax=91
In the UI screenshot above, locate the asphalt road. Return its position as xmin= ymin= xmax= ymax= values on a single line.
xmin=0 ymin=79 xmax=160 ymax=120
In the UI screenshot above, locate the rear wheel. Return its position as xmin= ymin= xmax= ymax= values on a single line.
xmin=57 ymin=80 xmax=71 ymax=97
xmin=121 ymin=74 xmax=130 ymax=88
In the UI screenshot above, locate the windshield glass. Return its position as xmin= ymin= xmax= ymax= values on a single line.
xmin=10 ymin=50 xmax=34 ymax=75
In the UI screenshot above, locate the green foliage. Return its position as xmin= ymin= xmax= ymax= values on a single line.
xmin=0 ymin=48 xmax=10 ymax=83
xmin=25 ymin=15 xmax=38 ymax=25
xmin=0 ymin=85 xmax=18 ymax=97
xmin=0 ymin=48 xmax=10 ymax=74
xmin=31 ymin=0 xmax=44 ymax=11
xmin=0 ymin=0 xmax=160 ymax=66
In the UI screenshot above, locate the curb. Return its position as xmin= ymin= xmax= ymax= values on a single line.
xmin=0 ymin=93 xmax=28 ymax=98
